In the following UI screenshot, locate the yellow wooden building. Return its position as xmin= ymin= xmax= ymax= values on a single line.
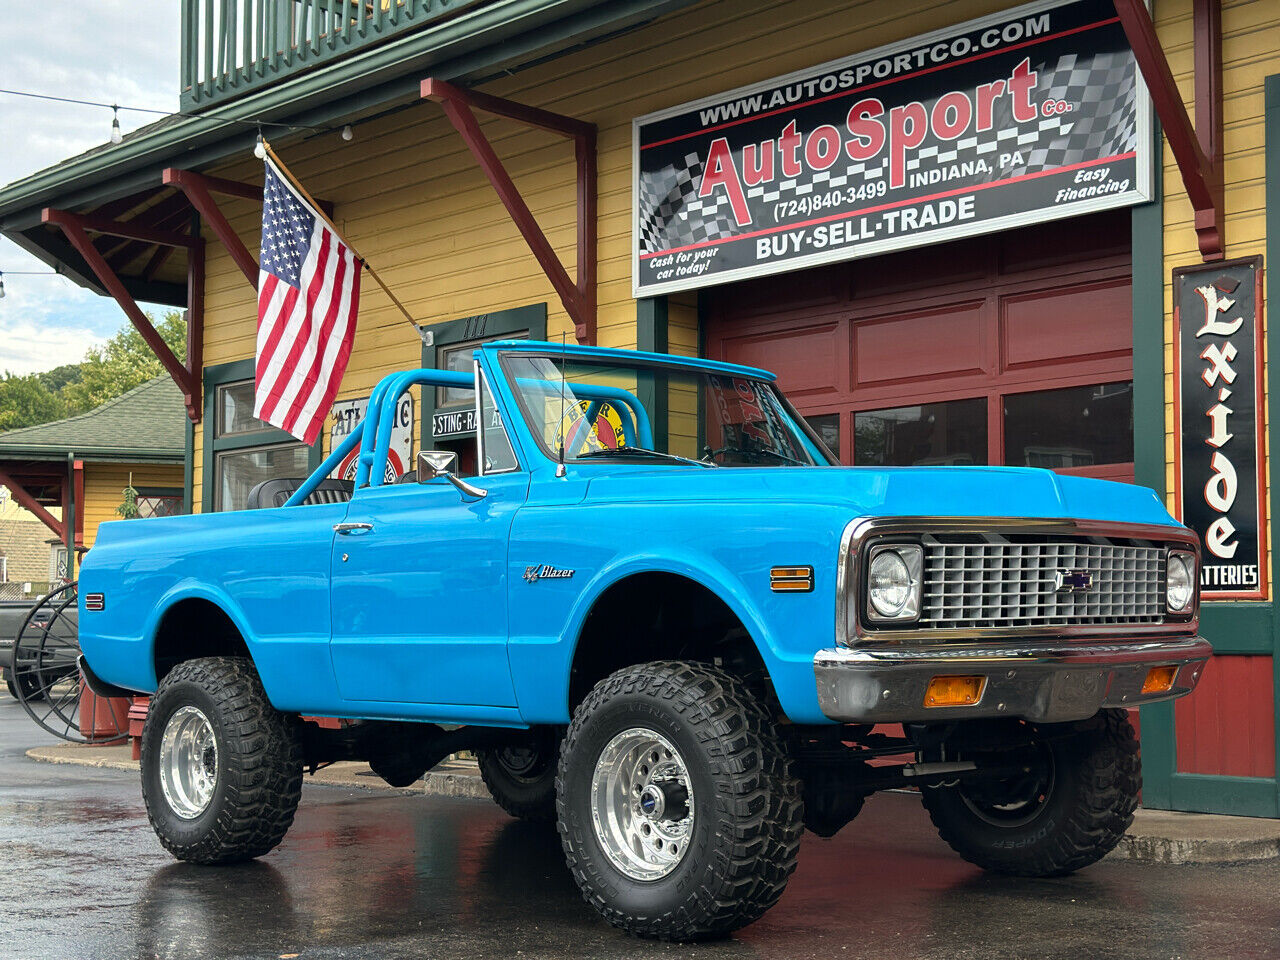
xmin=0 ymin=0 xmax=1277 ymax=815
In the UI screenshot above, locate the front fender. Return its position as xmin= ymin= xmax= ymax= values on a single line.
xmin=507 ymin=547 xmax=833 ymax=725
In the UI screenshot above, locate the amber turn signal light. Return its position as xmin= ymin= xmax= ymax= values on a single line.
xmin=1142 ymin=665 xmax=1179 ymax=695
xmin=924 ymin=675 xmax=986 ymax=708
xmin=770 ymin=566 xmax=814 ymax=592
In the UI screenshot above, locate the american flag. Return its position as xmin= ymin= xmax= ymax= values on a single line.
xmin=254 ymin=157 xmax=361 ymax=444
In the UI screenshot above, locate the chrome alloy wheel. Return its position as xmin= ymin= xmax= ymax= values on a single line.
xmin=589 ymin=727 xmax=694 ymax=881
xmin=159 ymin=705 xmax=219 ymax=820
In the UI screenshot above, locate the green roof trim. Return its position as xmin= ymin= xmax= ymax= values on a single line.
xmin=0 ymin=377 xmax=185 ymax=463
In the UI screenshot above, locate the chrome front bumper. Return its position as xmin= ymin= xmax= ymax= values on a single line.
xmin=814 ymin=636 xmax=1212 ymax=725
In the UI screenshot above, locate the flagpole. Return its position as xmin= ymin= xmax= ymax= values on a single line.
xmin=262 ymin=139 xmax=424 ymax=344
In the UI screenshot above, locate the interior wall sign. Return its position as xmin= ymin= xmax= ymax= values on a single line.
xmin=632 ymin=0 xmax=1152 ymax=296
xmin=330 ymin=391 xmax=415 ymax=483
xmin=1173 ymin=256 xmax=1267 ymax=601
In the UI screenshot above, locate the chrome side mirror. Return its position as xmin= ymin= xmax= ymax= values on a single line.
xmin=417 ymin=450 xmax=487 ymax=501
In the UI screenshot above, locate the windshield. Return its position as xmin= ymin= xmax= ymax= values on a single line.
xmin=500 ymin=353 xmax=835 ymax=467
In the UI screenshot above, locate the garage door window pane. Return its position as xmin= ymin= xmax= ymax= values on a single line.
xmin=216 ymin=443 xmax=311 ymax=511
xmin=804 ymin=414 xmax=840 ymax=460
xmin=1004 ymin=382 xmax=1132 ymax=468
xmin=855 ymin=399 xmax=987 ymax=466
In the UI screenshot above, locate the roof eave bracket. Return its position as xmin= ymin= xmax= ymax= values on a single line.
xmin=42 ymin=208 xmax=204 ymax=421
xmin=1115 ymin=0 xmax=1224 ymax=261
xmin=422 ymin=78 xmax=597 ymax=344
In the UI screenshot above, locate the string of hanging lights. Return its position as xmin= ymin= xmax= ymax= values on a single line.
xmin=0 ymin=89 xmax=354 ymax=144
xmin=0 ymin=89 xmax=361 ymax=300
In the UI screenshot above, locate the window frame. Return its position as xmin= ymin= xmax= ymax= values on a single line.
xmin=201 ymin=358 xmax=322 ymax=512
xmin=420 ymin=304 xmax=547 ymax=456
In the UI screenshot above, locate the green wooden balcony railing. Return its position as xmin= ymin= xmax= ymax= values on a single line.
xmin=180 ymin=0 xmax=487 ymax=110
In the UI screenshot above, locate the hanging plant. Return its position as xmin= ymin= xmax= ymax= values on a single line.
xmin=116 ymin=472 xmax=141 ymax=520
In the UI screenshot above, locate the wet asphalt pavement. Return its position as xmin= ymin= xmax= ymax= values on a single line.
xmin=1 ymin=698 xmax=1278 ymax=960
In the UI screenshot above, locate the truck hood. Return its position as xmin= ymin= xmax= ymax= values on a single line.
xmin=581 ymin=465 xmax=1179 ymax=528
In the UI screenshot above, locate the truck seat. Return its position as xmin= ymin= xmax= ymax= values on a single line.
xmin=244 ymin=477 xmax=354 ymax=509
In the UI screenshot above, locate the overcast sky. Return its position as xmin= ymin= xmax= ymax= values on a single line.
xmin=0 ymin=2 xmax=180 ymax=374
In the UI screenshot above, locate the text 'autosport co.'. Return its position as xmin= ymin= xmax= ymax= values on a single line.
xmin=632 ymin=0 xmax=1152 ymax=295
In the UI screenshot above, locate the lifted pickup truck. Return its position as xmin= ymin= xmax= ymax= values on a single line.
xmin=79 ymin=341 xmax=1209 ymax=941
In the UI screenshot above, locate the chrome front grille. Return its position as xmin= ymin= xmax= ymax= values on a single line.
xmin=919 ymin=536 xmax=1167 ymax=629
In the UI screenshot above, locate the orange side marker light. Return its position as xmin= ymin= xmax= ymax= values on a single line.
xmin=924 ymin=675 xmax=986 ymax=708
xmin=1142 ymin=665 xmax=1178 ymax=695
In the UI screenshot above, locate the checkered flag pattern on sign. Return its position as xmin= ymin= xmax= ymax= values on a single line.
xmin=992 ymin=51 xmax=1138 ymax=181
xmin=638 ymin=152 xmax=744 ymax=255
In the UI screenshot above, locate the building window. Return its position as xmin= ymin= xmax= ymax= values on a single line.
xmin=1003 ymin=381 xmax=1133 ymax=469
xmin=436 ymin=333 xmax=527 ymax=410
xmin=803 ymin=413 xmax=841 ymax=460
xmin=215 ymin=442 xmax=312 ymax=510
xmin=422 ymin=304 xmax=547 ymax=473
xmin=203 ymin=360 xmax=319 ymax=512
xmin=132 ymin=489 xmax=185 ymax=519
xmin=217 ymin=380 xmax=269 ymax=436
xmin=50 ymin=546 xmax=68 ymax=582
xmin=855 ymin=398 xmax=988 ymax=467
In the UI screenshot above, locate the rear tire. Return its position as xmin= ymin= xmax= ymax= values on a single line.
xmin=921 ymin=710 xmax=1140 ymax=876
xmin=141 ymin=657 xmax=303 ymax=864
xmin=476 ymin=728 xmax=559 ymax=821
xmin=557 ymin=661 xmax=802 ymax=941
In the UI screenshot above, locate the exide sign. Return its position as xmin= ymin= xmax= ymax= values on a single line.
xmin=1175 ymin=258 xmax=1268 ymax=601
xmin=632 ymin=0 xmax=1152 ymax=296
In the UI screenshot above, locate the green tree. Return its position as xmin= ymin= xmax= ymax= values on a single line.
xmin=61 ymin=312 xmax=187 ymax=413
xmin=0 ymin=373 xmax=67 ymax=431
xmin=37 ymin=363 xmax=83 ymax=393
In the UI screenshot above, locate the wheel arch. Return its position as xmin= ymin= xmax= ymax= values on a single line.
xmin=561 ymin=558 xmax=778 ymax=715
xmin=145 ymin=584 xmax=258 ymax=686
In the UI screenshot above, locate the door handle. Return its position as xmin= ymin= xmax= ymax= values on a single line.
xmin=333 ymin=522 xmax=374 ymax=535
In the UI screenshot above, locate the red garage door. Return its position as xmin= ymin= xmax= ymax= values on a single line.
xmin=705 ymin=210 xmax=1134 ymax=482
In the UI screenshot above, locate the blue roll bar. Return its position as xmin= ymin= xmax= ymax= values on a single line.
xmin=283 ymin=419 xmax=364 ymax=507
xmin=284 ymin=365 xmax=656 ymax=506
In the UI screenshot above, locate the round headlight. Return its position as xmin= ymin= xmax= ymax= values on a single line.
xmin=1167 ymin=552 xmax=1195 ymax=612
xmin=868 ymin=549 xmax=912 ymax=618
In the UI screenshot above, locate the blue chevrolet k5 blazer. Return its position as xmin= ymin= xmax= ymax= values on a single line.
xmin=77 ymin=341 xmax=1210 ymax=940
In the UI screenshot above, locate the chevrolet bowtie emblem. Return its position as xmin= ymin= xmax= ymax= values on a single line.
xmin=1054 ymin=569 xmax=1093 ymax=593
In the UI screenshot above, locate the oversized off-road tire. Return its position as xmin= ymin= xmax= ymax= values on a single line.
xmin=921 ymin=710 xmax=1140 ymax=877
xmin=557 ymin=661 xmax=803 ymax=941
xmin=141 ymin=657 xmax=303 ymax=864
xmin=476 ymin=727 xmax=559 ymax=821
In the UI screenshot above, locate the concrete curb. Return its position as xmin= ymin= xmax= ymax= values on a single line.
xmin=26 ymin=745 xmax=139 ymax=773
xmin=1107 ymin=808 xmax=1280 ymax=865
xmin=26 ymin=745 xmax=1279 ymax=863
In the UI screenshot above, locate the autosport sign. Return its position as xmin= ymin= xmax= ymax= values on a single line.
xmin=632 ymin=0 xmax=1152 ymax=295
xmin=1174 ymin=258 xmax=1267 ymax=601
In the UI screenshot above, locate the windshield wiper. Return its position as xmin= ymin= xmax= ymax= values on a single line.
xmin=576 ymin=447 xmax=717 ymax=468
